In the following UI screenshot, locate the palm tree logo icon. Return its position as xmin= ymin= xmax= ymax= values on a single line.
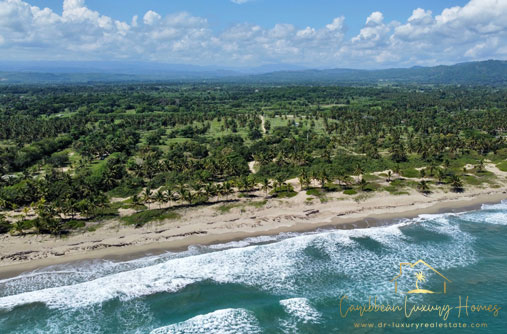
xmin=407 ymin=271 xmax=435 ymax=294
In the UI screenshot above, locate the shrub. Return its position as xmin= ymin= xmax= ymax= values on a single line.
xmin=0 ymin=215 xmax=10 ymax=234
xmin=108 ymin=183 xmax=142 ymax=198
xmin=63 ymin=220 xmax=86 ymax=230
xmin=273 ymin=190 xmax=298 ymax=198
xmin=48 ymin=152 xmax=70 ymax=167
xmin=343 ymin=189 xmax=357 ymax=195
xmin=306 ymin=188 xmax=322 ymax=196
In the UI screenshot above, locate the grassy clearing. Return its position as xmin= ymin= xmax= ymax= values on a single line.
xmin=216 ymin=203 xmax=241 ymax=213
xmin=216 ymin=199 xmax=267 ymax=214
xmin=305 ymin=187 xmax=330 ymax=202
xmin=383 ymin=179 xmax=410 ymax=195
xmin=272 ymin=190 xmax=298 ymax=198
xmin=401 ymin=168 xmax=420 ymax=178
xmin=363 ymin=174 xmax=382 ymax=182
xmin=462 ymin=175 xmax=483 ymax=186
xmin=247 ymin=200 xmax=267 ymax=208
xmin=121 ymin=209 xmax=180 ymax=227
xmin=497 ymin=161 xmax=507 ymax=172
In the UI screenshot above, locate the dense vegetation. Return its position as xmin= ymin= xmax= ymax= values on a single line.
xmin=0 ymin=84 xmax=505 ymax=235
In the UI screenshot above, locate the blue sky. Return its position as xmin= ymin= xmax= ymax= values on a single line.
xmin=0 ymin=0 xmax=505 ymax=68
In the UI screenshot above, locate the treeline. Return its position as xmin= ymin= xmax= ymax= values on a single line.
xmin=0 ymin=84 xmax=505 ymax=235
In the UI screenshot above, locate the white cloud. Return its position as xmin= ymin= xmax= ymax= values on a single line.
xmin=0 ymin=0 xmax=505 ymax=67
xmin=326 ymin=16 xmax=345 ymax=32
xmin=230 ymin=0 xmax=252 ymax=4
xmin=143 ymin=10 xmax=160 ymax=25
xmin=366 ymin=11 xmax=383 ymax=26
xmin=351 ymin=11 xmax=392 ymax=48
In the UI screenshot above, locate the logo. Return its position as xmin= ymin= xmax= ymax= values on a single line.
xmin=391 ymin=259 xmax=451 ymax=294
xmin=339 ymin=258 xmax=501 ymax=326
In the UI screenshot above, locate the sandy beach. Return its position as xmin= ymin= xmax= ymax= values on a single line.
xmin=1 ymin=180 xmax=505 ymax=279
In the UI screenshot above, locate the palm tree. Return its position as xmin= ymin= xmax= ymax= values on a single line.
xmin=437 ymin=169 xmax=446 ymax=184
xmin=318 ymin=170 xmax=329 ymax=189
xmin=261 ymin=178 xmax=271 ymax=197
xmin=0 ymin=198 xmax=9 ymax=210
xmin=298 ymin=172 xmax=310 ymax=190
xmin=444 ymin=159 xmax=450 ymax=169
xmin=393 ymin=164 xmax=401 ymax=178
xmin=359 ymin=178 xmax=369 ymax=191
xmin=450 ymin=175 xmax=464 ymax=193
xmin=154 ymin=191 xmax=166 ymax=209
xmin=275 ymin=175 xmax=285 ymax=191
xmin=417 ymin=180 xmax=430 ymax=194
xmin=354 ymin=164 xmax=364 ymax=184
xmin=141 ymin=188 xmax=153 ymax=205
xmin=245 ymin=176 xmax=256 ymax=192
xmin=222 ymin=181 xmax=234 ymax=201
xmin=132 ymin=194 xmax=141 ymax=206
xmin=204 ymin=183 xmax=217 ymax=201
xmin=428 ymin=163 xmax=437 ymax=177
xmin=476 ymin=159 xmax=484 ymax=173
xmin=10 ymin=221 xmax=24 ymax=235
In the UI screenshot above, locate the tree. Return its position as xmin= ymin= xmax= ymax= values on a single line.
xmin=298 ymin=170 xmax=310 ymax=190
xmin=248 ymin=128 xmax=262 ymax=140
xmin=154 ymin=191 xmax=167 ymax=209
xmin=264 ymin=119 xmax=271 ymax=132
xmin=359 ymin=178 xmax=370 ymax=191
xmin=0 ymin=215 xmax=10 ymax=234
xmin=142 ymin=188 xmax=153 ymax=205
xmin=317 ymin=169 xmax=329 ymax=189
xmin=261 ymin=178 xmax=271 ymax=197
xmin=390 ymin=143 xmax=407 ymax=162
xmin=437 ymin=169 xmax=446 ymax=184
xmin=417 ymin=180 xmax=430 ymax=194
xmin=354 ymin=164 xmax=364 ymax=184
xmin=132 ymin=194 xmax=141 ymax=206
xmin=450 ymin=175 xmax=464 ymax=193
xmin=34 ymin=198 xmax=62 ymax=235
xmin=204 ymin=183 xmax=217 ymax=201
xmin=393 ymin=165 xmax=401 ymax=177
xmin=476 ymin=159 xmax=484 ymax=172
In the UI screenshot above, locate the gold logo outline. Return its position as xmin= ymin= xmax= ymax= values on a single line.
xmin=391 ymin=259 xmax=451 ymax=294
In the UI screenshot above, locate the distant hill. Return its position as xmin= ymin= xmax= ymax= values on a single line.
xmin=0 ymin=60 xmax=505 ymax=85
xmin=242 ymin=60 xmax=507 ymax=85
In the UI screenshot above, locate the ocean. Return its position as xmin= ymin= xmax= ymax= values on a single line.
xmin=0 ymin=200 xmax=506 ymax=333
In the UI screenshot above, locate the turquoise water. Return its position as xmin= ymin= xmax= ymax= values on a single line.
xmin=1 ymin=200 xmax=506 ymax=333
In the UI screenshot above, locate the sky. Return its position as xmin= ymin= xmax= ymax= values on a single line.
xmin=0 ymin=0 xmax=506 ymax=69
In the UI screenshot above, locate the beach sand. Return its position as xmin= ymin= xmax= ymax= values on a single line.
xmin=1 ymin=180 xmax=505 ymax=279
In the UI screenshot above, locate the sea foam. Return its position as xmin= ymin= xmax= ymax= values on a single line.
xmin=150 ymin=308 xmax=261 ymax=334
xmin=0 ymin=209 xmax=481 ymax=310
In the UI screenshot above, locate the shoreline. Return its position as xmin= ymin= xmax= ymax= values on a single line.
xmin=0 ymin=189 xmax=505 ymax=280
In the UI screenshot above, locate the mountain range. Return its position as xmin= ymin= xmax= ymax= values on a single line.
xmin=0 ymin=60 xmax=505 ymax=85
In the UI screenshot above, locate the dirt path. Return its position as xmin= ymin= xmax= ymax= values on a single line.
xmin=260 ymin=115 xmax=266 ymax=134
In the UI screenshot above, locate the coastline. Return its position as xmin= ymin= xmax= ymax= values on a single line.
xmin=0 ymin=188 xmax=505 ymax=280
